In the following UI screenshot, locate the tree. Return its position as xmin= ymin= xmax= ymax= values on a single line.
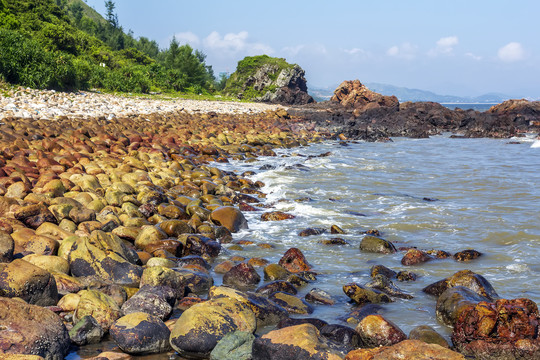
xmin=70 ymin=2 xmax=83 ymax=24
xmin=105 ymin=0 xmax=118 ymax=28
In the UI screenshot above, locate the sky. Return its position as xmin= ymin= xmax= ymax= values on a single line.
xmin=84 ymin=0 xmax=540 ymax=98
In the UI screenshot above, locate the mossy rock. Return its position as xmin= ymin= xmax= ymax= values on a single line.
xmin=110 ymin=312 xmax=171 ymax=355
xmin=170 ymin=297 xmax=256 ymax=358
xmin=74 ymin=289 xmax=122 ymax=331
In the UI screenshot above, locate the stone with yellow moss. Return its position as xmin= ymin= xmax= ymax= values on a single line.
xmin=169 ymin=297 xmax=256 ymax=358
xmin=73 ymin=289 xmax=123 ymax=331
xmin=110 ymin=312 xmax=171 ymax=355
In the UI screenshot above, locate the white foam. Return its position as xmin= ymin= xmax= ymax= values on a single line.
xmin=506 ymin=263 xmax=530 ymax=272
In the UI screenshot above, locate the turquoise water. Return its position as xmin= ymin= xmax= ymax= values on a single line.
xmin=70 ymin=134 xmax=540 ymax=358
xmin=440 ymin=103 xmax=498 ymax=111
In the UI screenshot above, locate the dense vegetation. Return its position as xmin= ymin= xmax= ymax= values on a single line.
xmin=0 ymin=0 xmax=217 ymax=94
xmin=224 ymin=55 xmax=295 ymax=100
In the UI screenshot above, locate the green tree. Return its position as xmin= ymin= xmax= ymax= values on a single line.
xmin=104 ymin=0 xmax=118 ymax=28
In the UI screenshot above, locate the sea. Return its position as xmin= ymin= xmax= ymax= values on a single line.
xmin=69 ymin=133 xmax=540 ymax=359
xmin=440 ymin=103 xmax=498 ymax=112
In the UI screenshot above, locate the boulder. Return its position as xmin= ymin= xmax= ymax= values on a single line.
xmin=0 ymin=230 xmax=14 ymax=262
xmin=452 ymin=298 xmax=540 ymax=360
xmin=305 ymin=288 xmax=335 ymax=305
xmin=423 ymin=269 xmax=499 ymax=300
xmin=210 ymin=206 xmax=248 ymax=233
xmin=0 ymin=297 xmax=70 ymax=360
xmin=110 ymin=312 xmax=171 ymax=355
xmin=209 ymin=286 xmax=288 ymax=327
xmin=73 ymin=289 xmax=123 ymax=332
xmin=408 ymin=325 xmax=450 ymax=348
xmin=359 ymin=235 xmax=396 ymax=254
xmin=320 ymin=324 xmax=362 ymax=353
xmin=331 ymin=80 xmax=399 ymax=113
xmin=169 ymin=297 xmax=256 ymax=358
xmin=436 ymin=286 xmax=490 ymax=326
xmin=343 ymin=282 xmax=392 ymax=305
xmin=269 ymin=291 xmax=314 ymax=315
xmin=68 ymin=230 xmax=143 ymax=286
xmin=22 ymin=254 xmax=69 ymax=274
xmin=365 ymin=274 xmax=413 ymax=299
xmin=121 ymin=285 xmax=175 ymax=320
xmin=261 ymin=211 xmax=295 ymax=221
xmin=0 ymin=258 xmax=58 ymax=306
xmin=278 ymin=248 xmax=312 ymax=273
xmin=222 ymin=262 xmax=261 ymax=291
xmin=210 ymin=331 xmax=255 ymax=360
xmin=355 ymin=314 xmax=406 ymax=348
xmin=139 ymin=265 xmax=185 ymax=299
xmin=345 ymin=340 xmax=465 ymax=360
xmin=69 ymin=315 xmax=104 ymax=346
xmin=251 ymin=323 xmax=343 ymax=360
xmin=264 ymin=263 xmax=291 ymax=281
xmin=401 ymin=248 xmax=431 ymax=265
xmin=256 ymin=280 xmax=297 ymax=297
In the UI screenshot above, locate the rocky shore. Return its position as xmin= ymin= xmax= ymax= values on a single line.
xmin=0 ymin=88 xmax=539 ymax=360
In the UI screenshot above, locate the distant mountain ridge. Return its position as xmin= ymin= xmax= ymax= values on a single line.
xmin=309 ymin=82 xmax=513 ymax=104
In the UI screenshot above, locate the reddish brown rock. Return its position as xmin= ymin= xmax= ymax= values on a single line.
xmin=261 ymin=211 xmax=296 ymax=221
xmin=331 ymin=80 xmax=399 ymax=113
xmin=453 ymin=249 xmax=482 ymax=261
xmin=355 ymin=315 xmax=406 ymax=348
xmin=210 ymin=206 xmax=248 ymax=233
xmin=401 ymin=248 xmax=431 ymax=266
xmin=345 ymin=340 xmax=465 ymax=360
xmin=222 ymin=262 xmax=261 ymax=291
xmin=452 ymin=298 xmax=540 ymax=360
xmin=278 ymin=248 xmax=312 ymax=273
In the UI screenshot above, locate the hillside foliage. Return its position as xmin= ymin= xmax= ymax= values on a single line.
xmin=0 ymin=0 xmax=217 ymax=93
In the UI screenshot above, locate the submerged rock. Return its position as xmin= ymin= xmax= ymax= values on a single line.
xmin=359 ymin=235 xmax=396 ymax=254
xmin=423 ymin=269 xmax=499 ymax=300
xmin=343 ymin=282 xmax=392 ymax=305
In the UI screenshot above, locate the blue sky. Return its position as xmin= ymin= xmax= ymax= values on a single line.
xmin=85 ymin=0 xmax=540 ymax=98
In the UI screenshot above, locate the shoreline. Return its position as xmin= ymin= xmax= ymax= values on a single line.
xmin=0 ymin=90 xmax=539 ymax=359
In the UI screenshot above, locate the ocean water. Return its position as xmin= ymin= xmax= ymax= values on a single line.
xmin=69 ymin=135 xmax=540 ymax=359
xmin=440 ymin=103 xmax=498 ymax=111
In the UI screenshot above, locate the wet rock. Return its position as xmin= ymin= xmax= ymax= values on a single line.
xmin=423 ymin=269 xmax=499 ymax=300
xmin=264 ymin=263 xmax=291 ymax=281
xmin=252 ymin=323 xmax=343 ymax=360
xmin=365 ymin=274 xmax=413 ymax=299
xmin=68 ymin=231 xmax=143 ymax=286
xmin=158 ymin=219 xmax=192 ymax=237
xmin=0 ymin=258 xmax=58 ymax=306
xmin=121 ymin=286 xmax=175 ymax=320
xmin=134 ymin=225 xmax=167 ymax=249
xmin=277 ymin=317 xmax=329 ymax=330
xmin=453 ymin=249 xmax=482 ymax=261
xmin=210 ymin=330 xmax=255 ymax=360
xmin=401 ymin=248 xmax=431 ymax=265
xmin=343 ymin=282 xmax=392 ymax=305
xmin=248 ymin=257 xmax=269 ymax=267
xmin=69 ymin=315 xmax=104 ymax=346
xmin=209 ymin=206 xmax=248 ymax=232
xmin=261 ymin=211 xmax=296 ymax=221
xmin=0 ymin=230 xmax=14 ymax=262
xmin=181 ymin=234 xmax=221 ymax=259
xmin=359 ymin=235 xmax=396 ymax=254
xmin=176 ymin=254 xmax=211 ymax=269
xmin=53 ymin=273 xmax=84 ymax=295
xmin=110 ymin=312 xmax=171 ymax=355
xmin=436 ymin=286 xmax=491 ymax=327
xmin=223 ymin=262 xmax=261 ymax=291
xmin=452 ymin=298 xmax=540 ymax=360
xmin=14 ymin=203 xmax=57 ymax=229
xmin=321 ymin=237 xmax=349 ymax=245
xmin=408 ymin=325 xmax=450 ymax=348
xmin=298 ymin=227 xmax=326 ymax=236
xmin=0 ymin=297 xmax=70 ymax=360
xmin=57 ymin=293 xmax=81 ymax=312
xmin=427 ymin=249 xmax=452 ymax=259
xmin=176 ymin=268 xmax=214 ymax=295
xmin=22 ymin=254 xmax=69 ymax=274
xmin=396 ymin=270 xmax=418 ymax=281
xmin=320 ymin=324 xmax=362 ymax=353
xmin=355 ymin=314 xmax=406 ymax=348
xmin=169 ymin=297 xmax=256 ymax=358
xmin=278 ymin=247 xmax=312 ymax=273
xmin=139 ymin=266 xmax=185 ymax=299
xmin=73 ymin=289 xmax=123 ymax=332
xmin=209 ymin=286 xmax=288 ymax=327
xmin=330 ymin=224 xmax=345 ymax=234
xmin=214 ymin=260 xmax=235 ymax=274
xmin=87 ymin=283 xmax=128 ymax=308
xmin=256 ymin=280 xmax=297 ymax=296
xmin=269 ymin=291 xmax=314 ymax=314
xmin=345 ymin=340 xmax=465 ymax=360
xmin=370 ymin=264 xmax=397 ymax=279
xmin=305 ymin=288 xmax=335 ymax=305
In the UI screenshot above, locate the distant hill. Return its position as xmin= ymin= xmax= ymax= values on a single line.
xmin=309 ymin=82 xmax=512 ymax=104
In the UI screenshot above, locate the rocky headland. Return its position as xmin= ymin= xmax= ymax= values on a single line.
xmin=0 ymin=86 xmax=539 ymax=360
xmin=288 ymin=80 xmax=540 ymax=141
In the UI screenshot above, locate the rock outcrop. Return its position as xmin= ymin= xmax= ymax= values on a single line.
xmin=224 ymin=55 xmax=314 ymax=105
xmin=331 ymin=80 xmax=399 ymax=115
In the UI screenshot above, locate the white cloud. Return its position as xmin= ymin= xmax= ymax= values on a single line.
xmin=172 ymin=32 xmax=200 ymax=46
xmin=498 ymin=42 xmax=525 ymax=62
xmin=343 ymin=48 xmax=371 ymax=56
xmin=428 ymin=36 xmax=459 ymax=56
xmin=386 ymin=43 xmax=417 ymax=60
xmin=282 ymin=44 xmax=327 ymax=57
xmin=465 ymin=52 xmax=482 ymax=61
xmin=203 ymin=31 xmax=273 ymax=56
